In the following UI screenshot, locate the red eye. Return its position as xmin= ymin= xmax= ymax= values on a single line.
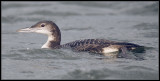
xmin=41 ymin=24 xmax=45 ymax=27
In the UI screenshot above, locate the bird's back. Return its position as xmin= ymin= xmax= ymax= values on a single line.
xmin=58 ymin=39 xmax=144 ymax=54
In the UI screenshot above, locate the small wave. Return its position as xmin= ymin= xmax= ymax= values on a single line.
xmin=62 ymin=26 xmax=92 ymax=31
xmin=122 ymin=66 xmax=154 ymax=71
xmin=123 ymin=2 xmax=158 ymax=16
xmin=62 ymin=69 xmax=111 ymax=79
xmin=26 ymin=10 xmax=80 ymax=16
xmin=133 ymin=22 xmax=158 ymax=30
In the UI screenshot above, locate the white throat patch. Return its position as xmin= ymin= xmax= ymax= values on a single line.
xmin=41 ymin=35 xmax=55 ymax=48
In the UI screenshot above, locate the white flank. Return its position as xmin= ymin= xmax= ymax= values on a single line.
xmin=102 ymin=47 xmax=119 ymax=54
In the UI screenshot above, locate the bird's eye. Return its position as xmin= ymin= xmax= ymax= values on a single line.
xmin=41 ymin=24 xmax=45 ymax=27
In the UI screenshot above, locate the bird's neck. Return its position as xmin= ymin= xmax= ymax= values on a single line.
xmin=41 ymin=33 xmax=61 ymax=49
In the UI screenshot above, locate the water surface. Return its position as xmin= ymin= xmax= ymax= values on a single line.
xmin=2 ymin=1 xmax=159 ymax=80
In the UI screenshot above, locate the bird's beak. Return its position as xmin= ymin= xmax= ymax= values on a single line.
xmin=16 ymin=27 xmax=35 ymax=32
xmin=17 ymin=26 xmax=47 ymax=35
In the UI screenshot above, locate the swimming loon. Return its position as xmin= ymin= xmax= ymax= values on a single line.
xmin=17 ymin=20 xmax=145 ymax=57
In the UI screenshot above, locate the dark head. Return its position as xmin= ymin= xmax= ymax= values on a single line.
xmin=17 ymin=20 xmax=61 ymax=48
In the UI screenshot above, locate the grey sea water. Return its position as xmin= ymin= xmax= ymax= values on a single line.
xmin=1 ymin=1 xmax=159 ymax=80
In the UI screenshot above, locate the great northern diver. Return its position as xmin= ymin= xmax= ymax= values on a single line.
xmin=17 ymin=20 xmax=145 ymax=57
